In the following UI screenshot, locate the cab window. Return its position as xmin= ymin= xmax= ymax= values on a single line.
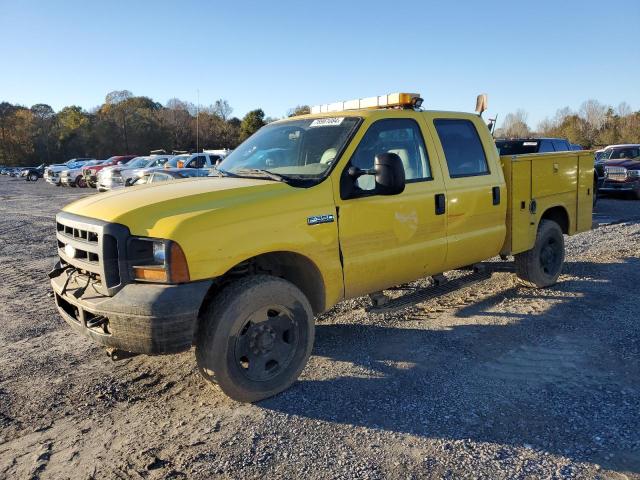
xmin=538 ymin=140 xmax=554 ymax=153
xmin=348 ymin=118 xmax=431 ymax=191
xmin=434 ymin=119 xmax=489 ymax=177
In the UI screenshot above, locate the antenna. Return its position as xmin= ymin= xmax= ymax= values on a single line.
xmin=196 ymin=89 xmax=200 ymax=153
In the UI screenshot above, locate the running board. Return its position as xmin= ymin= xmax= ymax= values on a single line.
xmin=367 ymin=268 xmax=494 ymax=314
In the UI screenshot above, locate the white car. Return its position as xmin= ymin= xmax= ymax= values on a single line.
xmin=60 ymin=160 xmax=104 ymax=187
xmin=96 ymin=155 xmax=173 ymax=191
xmin=45 ymin=158 xmax=94 ymax=186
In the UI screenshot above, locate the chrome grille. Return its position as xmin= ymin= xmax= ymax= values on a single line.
xmin=605 ymin=166 xmax=627 ymax=182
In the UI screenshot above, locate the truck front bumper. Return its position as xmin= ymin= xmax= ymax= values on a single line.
xmin=51 ymin=270 xmax=213 ymax=354
xmin=599 ymin=179 xmax=640 ymax=192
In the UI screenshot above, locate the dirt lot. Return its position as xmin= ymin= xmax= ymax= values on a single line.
xmin=0 ymin=176 xmax=639 ymax=480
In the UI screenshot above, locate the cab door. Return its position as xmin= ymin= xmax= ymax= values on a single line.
xmin=334 ymin=115 xmax=448 ymax=299
xmin=425 ymin=113 xmax=507 ymax=270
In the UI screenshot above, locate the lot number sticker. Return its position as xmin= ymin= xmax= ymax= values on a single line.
xmin=309 ymin=117 xmax=345 ymax=127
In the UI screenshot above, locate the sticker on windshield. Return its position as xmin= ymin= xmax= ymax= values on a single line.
xmin=309 ymin=117 xmax=345 ymax=127
xmin=523 ymin=142 xmax=538 ymax=146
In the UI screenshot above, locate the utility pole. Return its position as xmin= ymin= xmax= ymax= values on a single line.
xmin=196 ymin=89 xmax=200 ymax=153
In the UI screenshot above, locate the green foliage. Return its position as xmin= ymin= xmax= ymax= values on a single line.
xmin=240 ymin=109 xmax=265 ymax=140
xmin=536 ymin=100 xmax=640 ymax=148
xmin=0 ymin=92 xmax=246 ymax=166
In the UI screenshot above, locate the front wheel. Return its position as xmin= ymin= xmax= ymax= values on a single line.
xmin=515 ymin=219 xmax=565 ymax=288
xmin=75 ymin=176 xmax=86 ymax=188
xmin=29 ymin=173 xmax=38 ymax=181
xmin=195 ymin=275 xmax=315 ymax=402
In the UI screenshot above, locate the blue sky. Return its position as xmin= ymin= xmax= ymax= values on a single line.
xmin=1 ymin=0 xmax=638 ymax=128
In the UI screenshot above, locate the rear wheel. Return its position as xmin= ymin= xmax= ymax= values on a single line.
xmin=515 ymin=219 xmax=565 ymax=288
xmin=75 ymin=176 xmax=86 ymax=188
xmin=28 ymin=173 xmax=38 ymax=182
xmin=195 ymin=275 xmax=314 ymax=402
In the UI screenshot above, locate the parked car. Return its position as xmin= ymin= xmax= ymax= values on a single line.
xmin=131 ymin=167 xmax=209 ymax=185
xmin=599 ymin=144 xmax=640 ymax=199
xmin=570 ymin=144 xmax=583 ymax=151
xmin=20 ymin=164 xmax=46 ymax=181
xmin=97 ymin=155 xmax=174 ymax=191
xmin=45 ymin=158 xmax=94 ymax=186
xmin=495 ymin=137 xmax=573 ymax=155
xmin=163 ymin=152 xmax=223 ymax=170
xmin=60 ymin=160 xmax=104 ymax=187
xmin=82 ymin=155 xmax=137 ymax=188
xmin=7 ymin=167 xmax=23 ymax=177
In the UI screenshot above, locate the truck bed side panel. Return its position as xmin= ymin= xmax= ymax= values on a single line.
xmin=501 ymin=151 xmax=593 ymax=256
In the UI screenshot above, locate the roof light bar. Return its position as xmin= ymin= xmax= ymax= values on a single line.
xmin=311 ymin=92 xmax=422 ymax=114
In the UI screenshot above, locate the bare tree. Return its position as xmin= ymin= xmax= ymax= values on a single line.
xmin=499 ymin=109 xmax=531 ymax=138
xmin=579 ymin=99 xmax=607 ymax=130
xmin=212 ymin=99 xmax=233 ymax=121
xmin=617 ymin=102 xmax=632 ymax=118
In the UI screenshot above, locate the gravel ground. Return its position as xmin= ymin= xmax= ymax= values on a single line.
xmin=0 ymin=176 xmax=639 ymax=480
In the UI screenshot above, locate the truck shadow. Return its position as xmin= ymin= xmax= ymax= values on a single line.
xmin=261 ymin=258 xmax=640 ymax=474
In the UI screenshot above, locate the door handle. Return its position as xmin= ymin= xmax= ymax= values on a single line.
xmin=492 ymin=186 xmax=501 ymax=205
xmin=435 ymin=193 xmax=446 ymax=215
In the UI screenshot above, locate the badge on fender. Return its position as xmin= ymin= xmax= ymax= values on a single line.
xmin=307 ymin=214 xmax=335 ymax=225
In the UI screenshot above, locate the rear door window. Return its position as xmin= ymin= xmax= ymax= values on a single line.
xmin=552 ymin=140 xmax=570 ymax=151
xmin=433 ymin=119 xmax=489 ymax=177
xmin=538 ymin=140 xmax=554 ymax=153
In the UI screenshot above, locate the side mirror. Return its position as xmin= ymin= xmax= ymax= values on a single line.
xmin=117 ymin=161 xmax=123 ymax=165
xmin=349 ymin=152 xmax=405 ymax=195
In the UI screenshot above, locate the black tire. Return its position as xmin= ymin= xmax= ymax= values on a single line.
xmin=195 ymin=275 xmax=314 ymax=402
xmin=75 ymin=176 xmax=86 ymax=188
xmin=29 ymin=173 xmax=38 ymax=181
xmin=515 ymin=219 xmax=565 ymax=288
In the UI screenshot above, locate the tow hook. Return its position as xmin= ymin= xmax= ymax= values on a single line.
xmin=106 ymin=348 xmax=139 ymax=361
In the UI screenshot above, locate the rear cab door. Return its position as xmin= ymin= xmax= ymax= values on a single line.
xmin=424 ymin=112 xmax=507 ymax=270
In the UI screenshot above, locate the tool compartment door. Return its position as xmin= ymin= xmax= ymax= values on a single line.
xmin=531 ymin=153 xmax=577 ymax=198
xmin=502 ymin=157 xmax=536 ymax=255
xmin=576 ymin=153 xmax=595 ymax=233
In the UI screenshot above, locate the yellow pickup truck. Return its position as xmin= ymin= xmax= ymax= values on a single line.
xmin=50 ymin=93 xmax=594 ymax=402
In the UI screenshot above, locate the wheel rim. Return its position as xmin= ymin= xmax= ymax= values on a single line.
xmin=234 ymin=306 xmax=299 ymax=382
xmin=540 ymin=237 xmax=561 ymax=276
xmin=77 ymin=177 xmax=86 ymax=188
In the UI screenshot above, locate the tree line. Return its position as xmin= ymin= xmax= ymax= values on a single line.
xmin=0 ymin=90 xmax=297 ymax=167
xmin=496 ymin=99 xmax=640 ymax=147
xmin=2 ymin=92 xmax=636 ymax=167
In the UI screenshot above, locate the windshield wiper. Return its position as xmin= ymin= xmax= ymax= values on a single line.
xmin=233 ymin=168 xmax=289 ymax=182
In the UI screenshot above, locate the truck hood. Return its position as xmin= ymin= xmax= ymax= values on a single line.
xmin=605 ymin=159 xmax=640 ymax=170
xmin=63 ymin=176 xmax=283 ymax=230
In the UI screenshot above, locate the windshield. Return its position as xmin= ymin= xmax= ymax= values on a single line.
xmin=218 ymin=117 xmax=361 ymax=181
xmin=495 ymin=140 xmax=539 ymax=155
xmin=165 ymin=155 xmax=190 ymax=168
xmin=127 ymin=157 xmax=151 ymax=168
xmin=147 ymin=157 xmax=169 ymax=168
xmin=603 ymin=147 xmax=640 ymax=160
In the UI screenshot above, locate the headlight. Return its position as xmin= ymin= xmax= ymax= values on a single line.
xmin=628 ymin=170 xmax=640 ymax=178
xmin=127 ymin=237 xmax=190 ymax=283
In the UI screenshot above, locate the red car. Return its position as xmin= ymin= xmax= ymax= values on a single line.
xmin=82 ymin=155 xmax=137 ymax=188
